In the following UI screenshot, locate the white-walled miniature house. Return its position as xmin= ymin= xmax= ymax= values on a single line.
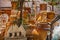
xmin=4 ymin=24 xmax=27 ymax=40
xmin=18 ymin=25 xmax=26 ymax=37
xmin=5 ymin=24 xmax=19 ymax=37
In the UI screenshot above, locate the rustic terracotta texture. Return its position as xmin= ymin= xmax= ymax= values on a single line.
xmin=26 ymin=24 xmax=49 ymax=40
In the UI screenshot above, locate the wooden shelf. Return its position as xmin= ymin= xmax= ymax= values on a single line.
xmin=0 ymin=7 xmax=11 ymax=10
